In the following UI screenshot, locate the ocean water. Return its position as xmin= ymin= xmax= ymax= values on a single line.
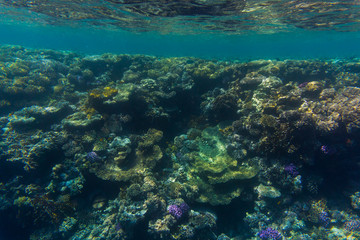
xmin=1 ymin=1 xmax=360 ymax=240
xmin=1 ymin=1 xmax=360 ymax=59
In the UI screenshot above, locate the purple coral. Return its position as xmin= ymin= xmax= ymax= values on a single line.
xmin=86 ymin=151 xmax=100 ymax=162
xmin=168 ymin=205 xmax=183 ymax=219
xmin=168 ymin=202 xmax=190 ymax=220
xmin=258 ymin=227 xmax=282 ymax=240
xmin=284 ymin=163 xmax=299 ymax=177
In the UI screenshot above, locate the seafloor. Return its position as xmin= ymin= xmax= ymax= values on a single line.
xmin=1 ymin=45 xmax=360 ymax=240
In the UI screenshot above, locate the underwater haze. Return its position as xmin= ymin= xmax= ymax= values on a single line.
xmin=1 ymin=1 xmax=360 ymax=240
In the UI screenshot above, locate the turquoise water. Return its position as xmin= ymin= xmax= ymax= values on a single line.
xmin=2 ymin=22 xmax=360 ymax=59
xmin=1 ymin=0 xmax=360 ymax=59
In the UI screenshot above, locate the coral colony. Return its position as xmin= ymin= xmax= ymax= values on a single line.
xmin=168 ymin=202 xmax=190 ymax=220
xmin=284 ymin=163 xmax=299 ymax=177
xmin=86 ymin=151 xmax=101 ymax=162
xmin=2 ymin=45 xmax=360 ymax=239
xmin=258 ymin=227 xmax=282 ymax=240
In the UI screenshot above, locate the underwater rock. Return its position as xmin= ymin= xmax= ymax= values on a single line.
xmin=80 ymin=55 xmax=108 ymax=76
xmin=258 ymin=76 xmax=283 ymax=90
xmin=280 ymin=211 xmax=305 ymax=232
xmin=207 ymin=93 xmax=238 ymax=121
xmin=239 ymin=72 xmax=265 ymax=88
xmin=138 ymin=128 xmax=163 ymax=150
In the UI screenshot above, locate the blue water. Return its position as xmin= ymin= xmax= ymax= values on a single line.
xmin=1 ymin=21 xmax=360 ymax=60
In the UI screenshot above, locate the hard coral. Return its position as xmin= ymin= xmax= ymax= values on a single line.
xmin=167 ymin=202 xmax=190 ymax=220
xmin=90 ymin=86 xmax=118 ymax=99
xmin=90 ymin=128 xmax=163 ymax=182
xmin=174 ymin=125 xmax=258 ymax=205
xmin=258 ymin=227 xmax=282 ymax=240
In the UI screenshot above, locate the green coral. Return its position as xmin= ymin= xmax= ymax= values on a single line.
xmin=185 ymin=125 xmax=258 ymax=205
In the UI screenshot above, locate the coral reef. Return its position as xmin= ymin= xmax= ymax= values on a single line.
xmin=1 ymin=45 xmax=360 ymax=240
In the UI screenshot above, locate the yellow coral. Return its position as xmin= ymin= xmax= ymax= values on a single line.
xmin=102 ymin=86 xmax=118 ymax=98
xmin=90 ymin=86 xmax=118 ymax=99
xmin=85 ymin=107 xmax=96 ymax=120
xmin=305 ymin=81 xmax=323 ymax=93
